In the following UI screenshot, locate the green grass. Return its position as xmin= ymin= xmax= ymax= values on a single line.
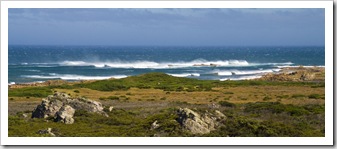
xmin=8 ymin=87 xmax=52 ymax=97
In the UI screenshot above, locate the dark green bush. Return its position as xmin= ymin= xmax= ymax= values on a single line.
xmin=263 ymin=96 xmax=272 ymax=101
xmin=223 ymin=92 xmax=234 ymax=94
xmin=218 ymin=101 xmax=236 ymax=107
xmin=291 ymin=94 xmax=306 ymax=98
xmin=308 ymin=94 xmax=321 ymax=99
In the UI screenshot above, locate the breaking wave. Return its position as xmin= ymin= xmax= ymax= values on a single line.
xmin=21 ymin=59 xmax=293 ymax=69
xmin=220 ymin=75 xmax=263 ymax=81
xmin=167 ymin=73 xmax=200 ymax=77
xmin=21 ymin=74 xmax=128 ymax=80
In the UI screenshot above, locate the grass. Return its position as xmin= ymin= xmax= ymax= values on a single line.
xmin=8 ymin=87 xmax=52 ymax=97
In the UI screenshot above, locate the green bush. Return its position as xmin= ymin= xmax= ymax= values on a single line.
xmin=263 ymin=96 xmax=272 ymax=101
xmin=308 ymin=94 xmax=321 ymax=99
xmin=223 ymin=92 xmax=234 ymax=94
xmin=218 ymin=101 xmax=236 ymax=107
xmin=291 ymin=94 xmax=306 ymax=98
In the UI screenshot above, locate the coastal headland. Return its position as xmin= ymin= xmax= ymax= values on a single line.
xmin=8 ymin=66 xmax=325 ymax=137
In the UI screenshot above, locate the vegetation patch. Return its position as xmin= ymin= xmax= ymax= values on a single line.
xmin=9 ymin=87 xmax=52 ymax=97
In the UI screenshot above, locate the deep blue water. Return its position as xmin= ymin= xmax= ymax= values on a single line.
xmin=8 ymin=45 xmax=325 ymax=84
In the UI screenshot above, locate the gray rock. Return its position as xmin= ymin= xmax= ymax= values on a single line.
xmin=151 ymin=120 xmax=160 ymax=130
xmin=32 ymin=92 xmax=108 ymax=124
xmin=55 ymin=105 xmax=75 ymax=124
xmin=109 ymin=106 xmax=114 ymax=112
xmin=32 ymin=98 xmax=63 ymax=118
xmin=176 ymin=108 xmax=226 ymax=134
xmin=37 ymin=128 xmax=55 ymax=137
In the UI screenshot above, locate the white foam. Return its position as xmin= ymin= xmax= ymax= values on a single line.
xmin=167 ymin=73 xmax=192 ymax=77
xmin=167 ymin=73 xmax=200 ymax=77
xmin=27 ymin=60 xmax=297 ymax=69
xmin=21 ymin=74 xmax=128 ymax=80
xmin=191 ymin=73 xmax=200 ymax=77
xmin=220 ymin=75 xmax=262 ymax=81
xmin=8 ymin=82 xmax=15 ymax=85
xmin=56 ymin=59 xmax=253 ymax=69
xmin=217 ymin=71 xmax=233 ymax=76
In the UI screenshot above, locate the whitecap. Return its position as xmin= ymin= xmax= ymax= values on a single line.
xmin=21 ymin=74 xmax=128 ymax=80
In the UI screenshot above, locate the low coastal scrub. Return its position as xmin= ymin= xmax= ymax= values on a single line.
xmin=8 ymin=72 xmax=325 ymax=137
xmin=8 ymin=101 xmax=324 ymax=137
xmin=244 ymin=102 xmax=324 ymax=116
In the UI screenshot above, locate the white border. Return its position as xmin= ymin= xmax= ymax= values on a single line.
xmin=1 ymin=1 xmax=333 ymax=145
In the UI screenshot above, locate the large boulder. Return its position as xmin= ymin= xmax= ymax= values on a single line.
xmin=32 ymin=92 xmax=108 ymax=124
xmin=176 ymin=108 xmax=226 ymax=134
xmin=55 ymin=105 xmax=75 ymax=124
xmin=31 ymin=98 xmax=63 ymax=118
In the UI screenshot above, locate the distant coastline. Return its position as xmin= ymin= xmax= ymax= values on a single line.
xmin=8 ymin=66 xmax=325 ymax=89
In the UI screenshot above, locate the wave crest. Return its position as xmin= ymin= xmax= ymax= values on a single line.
xmin=21 ymin=74 xmax=128 ymax=80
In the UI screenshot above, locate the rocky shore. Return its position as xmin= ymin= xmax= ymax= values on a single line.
xmin=258 ymin=66 xmax=324 ymax=82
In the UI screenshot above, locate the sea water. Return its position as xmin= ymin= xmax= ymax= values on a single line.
xmin=8 ymin=45 xmax=325 ymax=84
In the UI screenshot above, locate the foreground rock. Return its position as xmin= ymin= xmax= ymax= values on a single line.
xmin=176 ymin=108 xmax=226 ymax=134
xmin=32 ymin=92 xmax=108 ymax=124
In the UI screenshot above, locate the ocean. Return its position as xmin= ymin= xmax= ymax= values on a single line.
xmin=8 ymin=45 xmax=325 ymax=84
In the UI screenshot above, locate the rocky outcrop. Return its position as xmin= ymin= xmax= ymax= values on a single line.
xmin=176 ymin=108 xmax=226 ymax=134
xmin=55 ymin=105 xmax=75 ymax=124
xmin=32 ymin=92 xmax=108 ymax=124
xmin=259 ymin=67 xmax=324 ymax=82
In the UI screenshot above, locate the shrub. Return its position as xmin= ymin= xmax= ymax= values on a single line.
xmin=276 ymin=95 xmax=289 ymax=99
xmin=218 ymin=101 xmax=236 ymax=107
xmin=291 ymin=94 xmax=306 ymax=98
xmin=263 ymin=96 xmax=272 ymax=101
xmin=223 ymin=92 xmax=234 ymax=94
xmin=107 ymin=96 xmax=120 ymax=100
xmin=74 ymin=90 xmax=80 ymax=93
xmin=308 ymin=94 xmax=321 ymax=99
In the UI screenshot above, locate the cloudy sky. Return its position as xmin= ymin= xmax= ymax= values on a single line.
xmin=8 ymin=8 xmax=324 ymax=46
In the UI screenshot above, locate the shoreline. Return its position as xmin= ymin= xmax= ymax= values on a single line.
xmin=8 ymin=66 xmax=325 ymax=89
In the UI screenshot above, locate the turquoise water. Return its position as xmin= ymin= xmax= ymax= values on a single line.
xmin=8 ymin=45 xmax=325 ymax=84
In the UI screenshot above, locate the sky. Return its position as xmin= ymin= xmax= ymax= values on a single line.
xmin=8 ymin=8 xmax=325 ymax=46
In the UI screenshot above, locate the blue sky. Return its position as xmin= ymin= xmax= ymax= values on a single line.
xmin=8 ymin=8 xmax=324 ymax=46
